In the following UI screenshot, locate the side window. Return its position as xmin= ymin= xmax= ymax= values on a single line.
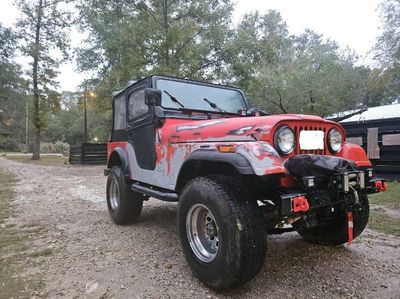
xmin=128 ymin=89 xmax=148 ymax=121
xmin=113 ymin=94 xmax=126 ymax=130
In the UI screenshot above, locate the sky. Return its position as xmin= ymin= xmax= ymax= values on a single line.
xmin=0 ymin=0 xmax=383 ymax=92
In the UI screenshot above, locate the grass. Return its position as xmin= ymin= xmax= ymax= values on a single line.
xmin=0 ymin=170 xmax=45 ymax=298
xmin=369 ymin=209 xmax=400 ymax=236
xmin=369 ymin=181 xmax=400 ymax=209
xmin=4 ymin=154 xmax=68 ymax=166
xmin=368 ymin=181 xmax=400 ymax=236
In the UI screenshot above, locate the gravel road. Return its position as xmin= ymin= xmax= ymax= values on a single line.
xmin=1 ymin=157 xmax=399 ymax=298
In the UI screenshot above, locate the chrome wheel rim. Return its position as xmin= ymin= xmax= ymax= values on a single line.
xmin=186 ymin=203 xmax=219 ymax=263
xmin=109 ymin=178 xmax=120 ymax=210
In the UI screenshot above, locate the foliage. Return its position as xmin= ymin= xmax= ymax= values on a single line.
xmin=0 ymin=136 xmax=20 ymax=151
xmin=42 ymin=91 xmax=111 ymax=144
xmin=225 ymin=12 xmax=369 ymax=116
xmin=0 ymin=24 xmax=28 ymax=147
xmin=40 ymin=141 xmax=69 ymax=154
xmin=76 ymin=0 xmax=234 ymax=111
xmin=3 ymin=1 xmax=399 ymax=148
xmin=16 ymin=0 xmax=72 ymax=159
xmin=373 ymin=0 xmax=400 ymax=104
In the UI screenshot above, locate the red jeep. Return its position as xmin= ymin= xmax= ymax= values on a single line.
xmin=105 ymin=75 xmax=386 ymax=290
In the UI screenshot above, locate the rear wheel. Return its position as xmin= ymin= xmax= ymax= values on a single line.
xmin=177 ymin=175 xmax=267 ymax=290
xmin=296 ymin=194 xmax=369 ymax=245
xmin=106 ymin=166 xmax=144 ymax=224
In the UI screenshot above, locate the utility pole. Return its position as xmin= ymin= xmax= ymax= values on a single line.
xmin=84 ymin=80 xmax=88 ymax=144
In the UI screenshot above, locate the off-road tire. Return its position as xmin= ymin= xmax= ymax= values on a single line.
xmin=106 ymin=166 xmax=143 ymax=224
xmin=296 ymin=194 xmax=369 ymax=245
xmin=177 ymin=175 xmax=267 ymax=290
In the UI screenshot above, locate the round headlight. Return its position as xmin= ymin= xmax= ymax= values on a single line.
xmin=274 ymin=126 xmax=295 ymax=155
xmin=328 ymin=128 xmax=343 ymax=153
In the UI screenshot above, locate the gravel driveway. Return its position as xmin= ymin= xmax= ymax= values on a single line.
xmin=1 ymin=157 xmax=399 ymax=298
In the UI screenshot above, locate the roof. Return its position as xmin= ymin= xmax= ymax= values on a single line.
xmin=331 ymin=103 xmax=400 ymax=123
xmin=111 ymin=75 xmax=245 ymax=99
xmin=112 ymin=80 xmax=137 ymax=97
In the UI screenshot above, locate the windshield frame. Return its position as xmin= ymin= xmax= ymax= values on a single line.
xmin=152 ymin=76 xmax=250 ymax=115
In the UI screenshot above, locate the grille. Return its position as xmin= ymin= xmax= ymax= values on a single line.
xmin=293 ymin=125 xmax=327 ymax=155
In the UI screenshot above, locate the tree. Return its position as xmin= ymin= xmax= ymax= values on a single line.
xmin=16 ymin=0 xmax=71 ymax=159
xmin=223 ymin=11 xmax=292 ymax=92
xmin=0 ymin=24 xmax=28 ymax=150
xmin=226 ymin=12 xmax=369 ymax=117
xmin=373 ymin=0 xmax=400 ymax=103
xmin=76 ymin=0 xmax=234 ymax=111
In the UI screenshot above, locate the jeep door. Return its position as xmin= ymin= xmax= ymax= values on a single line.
xmin=126 ymin=86 xmax=157 ymax=170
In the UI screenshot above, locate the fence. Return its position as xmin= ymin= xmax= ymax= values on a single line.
xmin=69 ymin=143 xmax=107 ymax=165
xmin=341 ymin=117 xmax=400 ymax=179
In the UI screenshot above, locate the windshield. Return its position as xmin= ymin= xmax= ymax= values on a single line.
xmin=156 ymin=79 xmax=247 ymax=113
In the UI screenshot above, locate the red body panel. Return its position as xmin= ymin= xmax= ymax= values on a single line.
xmin=156 ymin=114 xmax=370 ymax=167
xmin=107 ymin=114 xmax=372 ymax=185
xmin=107 ymin=141 xmax=128 ymax=160
xmin=336 ymin=143 xmax=372 ymax=167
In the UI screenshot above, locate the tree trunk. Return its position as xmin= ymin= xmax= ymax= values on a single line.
xmin=309 ymin=89 xmax=314 ymax=114
xmin=163 ymin=0 xmax=169 ymax=67
xmin=32 ymin=0 xmax=43 ymax=160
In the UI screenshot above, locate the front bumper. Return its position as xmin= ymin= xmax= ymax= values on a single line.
xmin=278 ymin=170 xmax=387 ymax=217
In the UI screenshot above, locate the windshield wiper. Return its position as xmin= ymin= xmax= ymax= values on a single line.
xmin=163 ymin=90 xmax=186 ymax=108
xmin=203 ymin=98 xmax=226 ymax=113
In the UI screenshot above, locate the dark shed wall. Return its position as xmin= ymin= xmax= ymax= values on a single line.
xmin=341 ymin=117 xmax=400 ymax=179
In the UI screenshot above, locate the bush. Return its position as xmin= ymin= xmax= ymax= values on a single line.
xmin=0 ymin=136 xmax=20 ymax=151
xmin=40 ymin=141 xmax=70 ymax=154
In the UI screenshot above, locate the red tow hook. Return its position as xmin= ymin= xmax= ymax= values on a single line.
xmin=347 ymin=211 xmax=354 ymax=245
xmin=375 ymin=180 xmax=388 ymax=192
xmin=293 ymin=195 xmax=310 ymax=213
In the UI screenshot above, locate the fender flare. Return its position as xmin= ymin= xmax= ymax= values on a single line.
xmin=183 ymin=149 xmax=255 ymax=175
xmin=107 ymin=147 xmax=129 ymax=175
xmin=337 ymin=142 xmax=372 ymax=167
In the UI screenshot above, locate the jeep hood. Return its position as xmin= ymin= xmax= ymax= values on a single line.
xmin=165 ymin=114 xmax=336 ymax=143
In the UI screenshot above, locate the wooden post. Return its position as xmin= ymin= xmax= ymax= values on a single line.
xmin=367 ymin=128 xmax=380 ymax=159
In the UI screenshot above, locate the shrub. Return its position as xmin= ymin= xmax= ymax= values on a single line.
xmin=39 ymin=141 xmax=70 ymax=154
xmin=0 ymin=136 xmax=20 ymax=151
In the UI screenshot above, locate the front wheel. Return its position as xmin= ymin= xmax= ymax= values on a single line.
xmin=106 ymin=166 xmax=144 ymax=224
xmin=296 ymin=194 xmax=370 ymax=245
xmin=177 ymin=175 xmax=267 ymax=290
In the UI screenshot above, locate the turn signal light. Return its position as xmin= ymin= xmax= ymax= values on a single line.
xmin=217 ymin=144 xmax=236 ymax=153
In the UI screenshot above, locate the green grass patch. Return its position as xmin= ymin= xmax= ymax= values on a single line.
xmin=369 ymin=209 xmax=400 ymax=236
xmin=369 ymin=181 xmax=400 ymax=209
xmin=0 ymin=173 xmax=18 ymax=224
xmin=5 ymin=154 xmax=68 ymax=166
xmin=368 ymin=181 xmax=400 ymax=236
xmin=0 ymin=170 xmax=45 ymax=298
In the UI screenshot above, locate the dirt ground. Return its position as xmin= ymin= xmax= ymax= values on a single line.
xmin=1 ymin=157 xmax=399 ymax=299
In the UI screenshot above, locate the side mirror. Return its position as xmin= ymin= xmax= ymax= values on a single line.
xmin=144 ymin=88 xmax=162 ymax=106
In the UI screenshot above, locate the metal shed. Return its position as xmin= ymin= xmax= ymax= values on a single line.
xmin=330 ymin=103 xmax=400 ymax=179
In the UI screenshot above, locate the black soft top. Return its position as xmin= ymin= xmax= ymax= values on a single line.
xmin=111 ymin=75 xmax=244 ymax=99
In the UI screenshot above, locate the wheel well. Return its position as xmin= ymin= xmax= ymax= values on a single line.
xmin=107 ymin=151 xmax=122 ymax=168
xmin=176 ymin=160 xmax=242 ymax=192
